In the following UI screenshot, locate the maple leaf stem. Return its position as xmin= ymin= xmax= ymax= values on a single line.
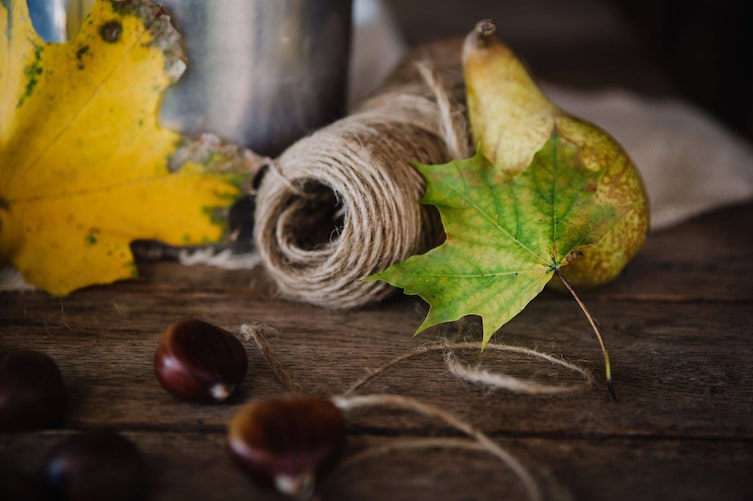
xmin=556 ymin=269 xmax=616 ymax=401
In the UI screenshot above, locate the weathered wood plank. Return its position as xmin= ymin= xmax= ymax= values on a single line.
xmin=596 ymin=202 xmax=753 ymax=301
xmin=2 ymin=431 xmax=752 ymax=501
xmin=1 ymin=203 xmax=752 ymax=501
xmin=1 ymin=289 xmax=751 ymax=437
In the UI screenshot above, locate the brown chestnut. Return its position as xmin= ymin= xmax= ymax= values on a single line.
xmin=41 ymin=430 xmax=148 ymax=501
xmin=154 ymin=319 xmax=248 ymax=403
xmin=0 ymin=348 xmax=67 ymax=432
xmin=227 ymin=396 xmax=346 ymax=498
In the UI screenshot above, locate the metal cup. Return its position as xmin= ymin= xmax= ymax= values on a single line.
xmin=28 ymin=0 xmax=353 ymax=156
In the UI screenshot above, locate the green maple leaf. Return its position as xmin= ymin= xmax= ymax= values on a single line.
xmin=370 ymin=127 xmax=619 ymax=347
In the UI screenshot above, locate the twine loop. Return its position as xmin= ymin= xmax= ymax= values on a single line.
xmin=254 ymin=42 xmax=468 ymax=308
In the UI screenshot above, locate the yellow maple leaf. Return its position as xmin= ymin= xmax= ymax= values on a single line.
xmin=0 ymin=0 xmax=248 ymax=295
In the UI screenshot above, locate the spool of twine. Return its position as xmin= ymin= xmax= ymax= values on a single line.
xmin=254 ymin=41 xmax=468 ymax=309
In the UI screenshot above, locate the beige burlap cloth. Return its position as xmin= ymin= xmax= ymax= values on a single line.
xmin=544 ymin=85 xmax=753 ymax=231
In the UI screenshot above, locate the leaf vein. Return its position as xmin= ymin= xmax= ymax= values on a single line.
xmin=446 ymin=173 xmax=550 ymax=266
xmin=9 ymin=11 xmax=163 ymax=186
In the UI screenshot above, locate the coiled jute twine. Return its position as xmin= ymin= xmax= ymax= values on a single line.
xmin=255 ymin=41 xmax=469 ymax=308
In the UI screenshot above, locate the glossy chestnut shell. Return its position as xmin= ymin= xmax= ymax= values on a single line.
xmin=154 ymin=319 xmax=248 ymax=403
xmin=0 ymin=348 xmax=67 ymax=432
xmin=227 ymin=396 xmax=346 ymax=497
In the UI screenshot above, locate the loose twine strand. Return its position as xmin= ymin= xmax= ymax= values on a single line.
xmin=245 ymin=41 xmax=588 ymax=501
xmin=331 ymin=393 xmax=542 ymax=501
xmin=239 ymin=322 xmax=593 ymax=501
xmin=254 ymin=41 xmax=469 ymax=309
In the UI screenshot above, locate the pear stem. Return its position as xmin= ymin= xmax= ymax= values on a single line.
xmin=556 ymin=269 xmax=616 ymax=401
xmin=473 ymin=19 xmax=497 ymax=46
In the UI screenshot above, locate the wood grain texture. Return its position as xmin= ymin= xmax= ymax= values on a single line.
xmin=2 ymin=202 xmax=752 ymax=500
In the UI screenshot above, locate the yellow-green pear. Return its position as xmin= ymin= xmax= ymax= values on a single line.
xmin=462 ymin=20 xmax=649 ymax=289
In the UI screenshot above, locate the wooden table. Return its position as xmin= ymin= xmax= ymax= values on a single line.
xmin=2 ymin=201 xmax=752 ymax=500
